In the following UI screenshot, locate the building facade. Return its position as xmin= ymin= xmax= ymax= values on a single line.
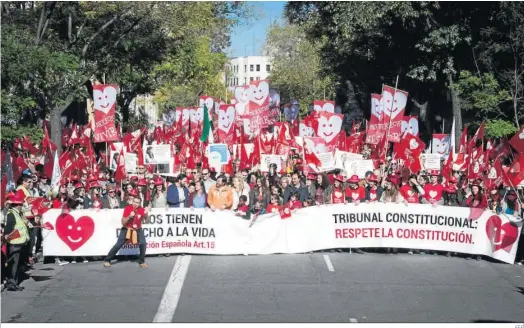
xmin=224 ymin=56 xmax=272 ymax=89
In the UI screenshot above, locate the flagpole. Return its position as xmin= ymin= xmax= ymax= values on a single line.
xmin=383 ymin=76 xmax=399 ymax=162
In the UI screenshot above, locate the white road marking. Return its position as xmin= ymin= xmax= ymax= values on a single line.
xmin=323 ymin=254 xmax=335 ymax=272
xmin=349 ymin=318 xmax=359 ymax=323
xmin=153 ymin=255 xmax=192 ymax=322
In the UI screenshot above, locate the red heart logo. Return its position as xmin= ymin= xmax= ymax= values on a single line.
xmin=485 ymin=215 xmax=519 ymax=252
xmin=55 ymin=213 xmax=95 ymax=251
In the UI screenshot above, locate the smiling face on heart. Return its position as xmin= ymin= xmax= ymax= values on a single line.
xmin=193 ymin=107 xmax=204 ymax=123
xmin=93 ymin=85 xmax=117 ymax=114
xmin=218 ymin=106 xmax=235 ymax=133
xmin=234 ymin=86 xmax=251 ymax=104
xmin=485 ymin=215 xmax=519 ymax=252
xmin=249 ymin=81 xmax=270 ymax=106
xmin=433 ymin=137 xmax=450 ymax=155
xmin=55 ymin=213 xmax=95 ymax=251
xmin=382 ymin=90 xmax=407 ymax=119
xmin=316 ymin=114 xmax=342 ymax=143
xmin=402 ymin=117 xmax=419 ymax=136
xmin=371 ymin=96 xmax=382 ymax=118
xmin=299 ymin=123 xmax=315 ymax=137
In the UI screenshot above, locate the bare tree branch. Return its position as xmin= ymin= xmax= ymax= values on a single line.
xmin=81 ymin=7 xmax=134 ymax=58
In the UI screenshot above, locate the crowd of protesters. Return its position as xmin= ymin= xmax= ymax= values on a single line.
xmin=1 ymin=144 xmax=524 ymax=292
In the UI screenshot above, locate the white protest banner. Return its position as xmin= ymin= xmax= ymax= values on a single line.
xmin=422 ymin=154 xmax=441 ymax=170
xmin=143 ymin=144 xmax=171 ymax=164
xmin=42 ymin=204 xmax=522 ymax=264
xmin=260 ymin=154 xmax=285 ymax=172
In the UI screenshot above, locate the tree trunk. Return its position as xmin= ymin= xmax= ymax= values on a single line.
xmin=448 ymin=74 xmax=462 ymax=150
xmin=343 ymin=80 xmax=361 ymax=114
xmin=50 ymin=100 xmax=73 ymax=155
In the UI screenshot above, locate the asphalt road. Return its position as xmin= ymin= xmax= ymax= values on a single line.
xmin=2 ymin=253 xmax=524 ymax=323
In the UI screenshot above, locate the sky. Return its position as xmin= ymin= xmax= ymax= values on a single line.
xmin=227 ymin=1 xmax=286 ymax=58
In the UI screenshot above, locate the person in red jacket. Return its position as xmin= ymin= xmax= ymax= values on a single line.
xmin=331 ymin=175 xmax=346 ymax=204
xmin=103 ymin=189 xmax=151 ymax=268
xmin=345 ymin=175 xmax=365 ymax=204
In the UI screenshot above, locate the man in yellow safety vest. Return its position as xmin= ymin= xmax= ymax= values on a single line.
xmin=3 ymin=193 xmax=29 ymax=292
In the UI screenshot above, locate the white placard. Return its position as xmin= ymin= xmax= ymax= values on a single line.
xmin=422 ymin=154 xmax=441 ymax=170
xmin=143 ymin=144 xmax=171 ymax=164
xmin=260 ymin=154 xmax=285 ymax=172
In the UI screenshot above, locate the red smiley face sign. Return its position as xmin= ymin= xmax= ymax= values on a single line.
xmin=485 ymin=215 xmax=519 ymax=252
xmin=55 ymin=213 xmax=95 ymax=251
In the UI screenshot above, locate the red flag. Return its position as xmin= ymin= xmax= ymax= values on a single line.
xmin=114 ymin=149 xmax=126 ymax=182
xmin=508 ymin=153 xmax=524 ymax=186
xmin=509 ymin=126 xmax=524 ymax=154
xmin=458 ymin=125 xmax=468 ymax=154
xmin=303 ymin=141 xmax=322 ymax=167
xmin=468 ymin=121 xmax=485 ymax=154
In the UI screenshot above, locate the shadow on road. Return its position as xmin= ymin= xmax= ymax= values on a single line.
xmin=473 ymin=320 xmax=516 ymax=323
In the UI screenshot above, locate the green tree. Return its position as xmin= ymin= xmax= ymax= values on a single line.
xmin=263 ymin=22 xmax=337 ymax=114
xmin=284 ymin=2 xmax=513 ymax=143
xmin=454 ymin=70 xmax=511 ymax=118
xmin=1 ymin=1 xmax=249 ymax=151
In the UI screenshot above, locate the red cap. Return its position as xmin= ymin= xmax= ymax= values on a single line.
xmin=387 ymin=175 xmax=400 ymax=186
xmin=128 ymin=189 xmax=139 ymax=197
xmin=89 ymin=181 xmax=100 ymax=189
xmin=88 ymin=175 xmax=97 ymax=182
xmin=307 ymin=174 xmax=316 ymax=180
xmin=130 ymin=176 xmax=139 ymax=182
xmin=74 ymin=182 xmax=84 ymax=190
xmin=368 ymin=174 xmax=379 ymax=183
xmin=154 ymin=177 xmax=163 ymax=186
xmin=334 ymin=174 xmax=345 ymax=182
xmin=186 ymin=174 xmax=194 ymax=181
xmin=449 ymin=176 xmax=458 ymax=183
xmin=444 ymin=185 xmax=457 ymax=194
xmin=5 ymin=191 xmax=15 ymax=200
xmin=9 ymin=194 xmax=25 ymax=205
xmin=428 ymin=170 xmax=440 ymax=176
xmin=347 ymin=175 xmax=360 ymax=184
xmin=138 ymin=178 xmax=147 ymax=187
